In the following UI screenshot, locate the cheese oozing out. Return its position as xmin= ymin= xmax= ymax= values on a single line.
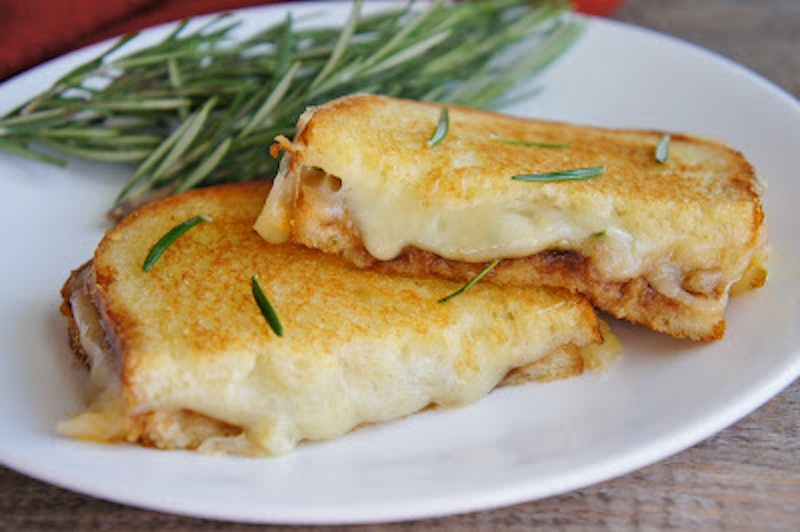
xmin=256 ymin=160 xmax=733 ymax=314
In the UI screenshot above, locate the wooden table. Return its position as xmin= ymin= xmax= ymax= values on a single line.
xmin=2 ymin=0 xmax=798 ymax=528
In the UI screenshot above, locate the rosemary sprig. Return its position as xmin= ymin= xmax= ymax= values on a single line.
xmin=491 ymin=135 xmax=568 ymax=148
xmin=438 ymin=259 xmax=502 ymax=303
xmin=655 ymin=134 xmax=670 ymax=164
xmin=512 ymin=166 xmax=605 ymax=182
xmin=0 ymin=0 xmax=581 ymax=216
xmin=251 ymin=275 xmax=284 ymax=337
xmin=142 ymin=215 xmax=210 ymax=271
xmin=428 ymin=107 xmax=450 ymax=147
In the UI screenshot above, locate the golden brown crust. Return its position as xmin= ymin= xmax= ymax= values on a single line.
xmin=294 ymin=94 xmax=763 ymax=207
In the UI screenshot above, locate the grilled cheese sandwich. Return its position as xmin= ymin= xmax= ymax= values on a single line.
xmin=255 ymin=94 xmax=767 ymax=340
xmin=59 ymin=181 xmax=617 ymax=456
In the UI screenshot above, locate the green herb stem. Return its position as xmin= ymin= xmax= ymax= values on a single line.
xmin=251 ymin=275 xmax=284 ymax=337
xmin=428 ymin=106 xmax=450 ymax=147
xmin=438 ymin=259 xmax=502 ymax=303
xmin=491 ymin=135 xmax=568 ymax=148
xmin=512 ymin=166 xmax=605 ymax=182
xmin=142 ymin=215 xmax=210 ymax=271
xmin=655 ymin=134 xmax=670 ymax=164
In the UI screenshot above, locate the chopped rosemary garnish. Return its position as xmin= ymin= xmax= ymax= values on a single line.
xmin=0 ymin=1 xmax=582 ymax=216
xmin=512 ymin=166 xmax=605 ymax=182
xmin=251 ymin=275 xmax=284 ymax=337
xmin=438 ymin=259 xmax=501 ymax=303
xmin=428 ymin=106 xmax=450 ymax=147
xmin=142 ymin=215 xmax=210 ymax=271
xmin=490 ymin=135 xmax=568 ymax=148
xmin=655 ymin=134 xmax=670 ymax=164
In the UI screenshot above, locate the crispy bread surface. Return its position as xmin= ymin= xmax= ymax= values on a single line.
xmin=59 ymin=182 xmax=616 ymax=456
xmin=255 ymin=94 xmax=767 ymax=340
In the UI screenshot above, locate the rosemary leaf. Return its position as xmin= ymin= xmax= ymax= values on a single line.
xmin=0 ymin=108 xmax=68 ymax=128
xmin=78 ymin=98 xmax=192 ymax=111
xmin=428 ymin=107 xmax=450 ymax=147
xmin=45 ymin=32 xmax=138 ymax=93
xmin=114 ymin=113 xmax=193 ymax=204
xmin=0 ymin=139 xmax=68 ymax=166
xmin=41 ymin=128 xmax=120 ymax=139
xmin=251 ymin=275 xmax=284 ymax=337
xmin=147 ymin=97 xmax=217 ymax=184
xmin=239 ymin=62 xmax=301 ymax=138
xmin=142 ymin=215 xmax=210 ymax=271
xmin=39 ymin=140 xmax=151 ymax=163
xmin=166 ymin=19 xmax=192 ymax=41
xmin=655 ymin=134 xmax=670 ymax=164
xmin=167 ymin=58 xmax=182 ymax=89
xmin=358 ymin=1 xmax=433 ymax=71
xmin=363 ymin=30 xmax=451 ymax=77
xmin=0 ymin=120 xmax=74 ymax=137
xmin=512 ymin=166 xmax=605 ymax=182
xmin=491 ymin=135 xmax=568 ymax=148
xmin=309 ymin=0 xmax=362 ymax=92
xmin=274 ymin=12 xmax=293 ymax=77
xmin=176 ymin=138 xmax=232 ymax=193
xmin=438 ymin=259 xmax=502 ymax=303
xmin=81 ymin=134 xmax=163 ymax=147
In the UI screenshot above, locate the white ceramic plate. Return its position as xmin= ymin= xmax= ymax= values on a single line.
xmin=0 ymin=2 xmax=798 ymax=525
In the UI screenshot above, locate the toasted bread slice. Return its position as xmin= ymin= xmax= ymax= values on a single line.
xmin=255 ymin=94 xmax=767 ymax=341
xmin=59 ymin=182 xmax=617 ymax=456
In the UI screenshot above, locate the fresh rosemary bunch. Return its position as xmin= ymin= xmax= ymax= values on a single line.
xmin=0 ymin=0 xmax=581 ymax=216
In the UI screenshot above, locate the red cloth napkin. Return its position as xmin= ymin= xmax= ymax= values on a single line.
xmin=0 ymin=0 xmax=277 ymax=81
xmin=0 ymin=0 xmax=622 ymax=82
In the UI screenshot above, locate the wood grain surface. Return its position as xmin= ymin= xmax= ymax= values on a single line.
xmin=1 ymin=0 xmax=798 ymax=529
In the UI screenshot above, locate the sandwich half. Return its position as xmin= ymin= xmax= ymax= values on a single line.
xmin=255 ymin=94 xmax=767 ymax=341
xmin=59 ymin=181 xmax=616 ymax=456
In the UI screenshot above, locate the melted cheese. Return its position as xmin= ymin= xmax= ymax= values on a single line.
xmin=256 ymin=162 xmax=725 ymax=315
xmin=261 ymin=163 xmax=661 ymax=282
xmin=342 ymin=178 xmax=650 ymax=279
xmin=349 ymin=176 xmax=739 ymax=313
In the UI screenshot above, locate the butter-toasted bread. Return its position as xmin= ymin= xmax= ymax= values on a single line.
xmin=256 ymin=94 xmax=767 ymax=341
xmin=59 ymin=181 xmax=616 ymax=456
